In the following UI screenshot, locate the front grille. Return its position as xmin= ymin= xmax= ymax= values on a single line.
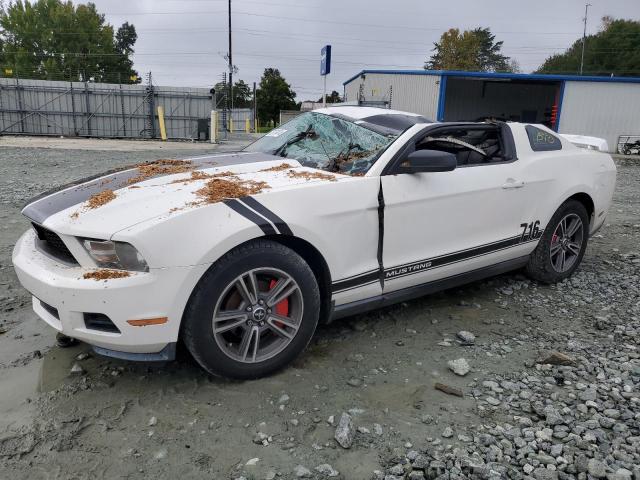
xmin=32 ymin=223 xmax=78 ymax=264
xmin=84 ymin=313 xmax=121 ymax=334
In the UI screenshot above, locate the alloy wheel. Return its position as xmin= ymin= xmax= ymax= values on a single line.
xmin=212 ymin=268 xmax=304 ymax=363
xmin=550 ymin=213 xmax=584 ymax=273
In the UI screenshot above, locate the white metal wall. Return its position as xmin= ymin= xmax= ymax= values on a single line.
xmin=560 ymin=81 xmax=640 ymax=152
xmin=344 ymin=73 xmax=441 ymax=120
xmin=0 ymin=78 xmax=214 ymax=139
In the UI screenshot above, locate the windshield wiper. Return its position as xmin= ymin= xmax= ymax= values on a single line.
xmin=273 ymin=125 xmax=318 ymax=157
xmin=327 ymin=142 xmax=364 ymax=172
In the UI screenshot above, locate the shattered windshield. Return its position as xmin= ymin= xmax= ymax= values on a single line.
xmin=244 ymin=112 xmax=398 ymax=175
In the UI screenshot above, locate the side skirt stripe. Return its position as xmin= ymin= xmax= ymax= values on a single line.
xmin=331 ymin=256 xmax=530 ymax=321
xmin=333 ymin=269 xmax=379 ymax=283
xmin=384 ymin=236 xmax=539 ymax=281
xmin=239 ymin=197 xmax=293 ymax=235
xmin=331 ymin=233 xmax=542 ymax=293
xmin=331 ymin=271 xmax=380 ymax=293
xmin=223 ymin=199 xmax=277 ymax=235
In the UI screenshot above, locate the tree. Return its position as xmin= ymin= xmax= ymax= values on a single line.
xmin=111 ymin=22 xmax=139 ymax=83
xmin=0 ymin=0 xmax=139 ymax=83
xmin=426 ymin=28 xmax=480 ymax=71
xmin=317 ymin=90 xmax=342 ymax=103
xmin=255 ymin=68 xmax=296 ymax=124
xmin=425 ymin=27 xmax=516 ymax=72
xmin=473 ymin=28 xmax=511 ymax=72
xmin=213 ymin=79 xmax=252 ymax=108
xmin=536 ymin=17 xmax=640 ymax=76
xmin=232 ymin=79 xmax=252 ymax=108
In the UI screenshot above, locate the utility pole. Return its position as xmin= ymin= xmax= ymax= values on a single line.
xmin=323 ymin=75 xmax=326 ymax=108
xmin=253 ymin=81 xmax=257 ymax=132
xmin=580 ymin=3 xmax=591 ymax=75
xmin=228 ymin=0 xmax=233 ymax=114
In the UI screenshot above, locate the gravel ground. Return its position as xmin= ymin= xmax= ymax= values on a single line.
xmin=0 ymin=140 xmax=638 ymax=480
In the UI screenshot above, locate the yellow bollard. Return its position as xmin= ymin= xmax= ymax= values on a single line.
xmin=245 ymin=118 xmax=250 ymax=133
xmin=157 ymin=106 xmax=167 ymax=141
xmin=210 ymin=110 xmax=218 ymax=143
xmin=229 ymin=118 xmax=233 ymax=133
xmin=254 ymin=118 xmax=257 ymax=133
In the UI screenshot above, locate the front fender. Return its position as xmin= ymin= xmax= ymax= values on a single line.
xmin=112 ymin=201 xmax=268 ymax=268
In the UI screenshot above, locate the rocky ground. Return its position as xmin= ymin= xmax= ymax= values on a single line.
xmin=0 ymin=138 xmax=638 ymax=480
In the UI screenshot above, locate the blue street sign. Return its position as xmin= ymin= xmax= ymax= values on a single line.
xmin=321 ymin=45 xmax=331 ymax=76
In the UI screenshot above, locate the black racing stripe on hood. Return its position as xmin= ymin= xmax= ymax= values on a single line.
xmin=239 ymin=197 xmax=293 ymax=236
xmin=223 ymin=199 xmax=277 ymax=235
xmin=22 ymin=152 xmax=281 ymax=224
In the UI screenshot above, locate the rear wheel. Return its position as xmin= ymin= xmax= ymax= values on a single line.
xmin=182 ymin=240 xmax=320 ymax=379
xmin=525 ymin=200 xmax=589 ymax=283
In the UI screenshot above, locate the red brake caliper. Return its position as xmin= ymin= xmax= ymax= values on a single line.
xmin=269 ymin=280 xmax=289 ymax=326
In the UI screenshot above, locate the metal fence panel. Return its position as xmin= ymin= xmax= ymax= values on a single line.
xmin=279 ymin=110 xmax=302 ymax=125
xmin=0 ymin=78 xmax=217 ymax=139
xmin=227 ymin=108 xmax=253 ymax=132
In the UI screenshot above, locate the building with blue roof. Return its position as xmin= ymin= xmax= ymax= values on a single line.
xmin=343 ymin=70 xmax=640 ymax=152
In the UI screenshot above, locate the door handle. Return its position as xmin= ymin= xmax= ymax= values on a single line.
xmin=502 ymin=179 xmax=525 ymax=189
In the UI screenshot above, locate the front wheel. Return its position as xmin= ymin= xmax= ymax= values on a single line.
xmin=525 ymin=200 xmax=589 ymax=283
xmin=182 ymin=240 xmax=320 ymax=379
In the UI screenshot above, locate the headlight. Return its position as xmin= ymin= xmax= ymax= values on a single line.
xmin=81 ymin=239 xmax=149 ymax=272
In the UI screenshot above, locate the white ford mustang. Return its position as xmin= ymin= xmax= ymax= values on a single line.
xmin=13 ymin=107 xmax=616 ymax=378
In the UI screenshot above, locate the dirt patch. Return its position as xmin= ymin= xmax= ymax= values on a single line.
xmin=127 ymin=159 xmax=194 ymax=185
xmin=170 ymin=170 xmax=238 ymax=185
xmin=261 ymin=162 xmax=293 ymax=172
xmin=210 ymin=171 xmax=238 ymax=178
xmin=70 ymin=189 xmax=117 ymax=218
xmin=85 ymin=189 xmax=116 ymax=209
xmin=190 ymin=170 xmax=213 ymax=181
xmin=194 ymin=177 xmax=270 ymax=205
xmin=287 ymin=169 xmax=337 ymax=182
xmin=82 ymin=270 xmax=131 ymax=281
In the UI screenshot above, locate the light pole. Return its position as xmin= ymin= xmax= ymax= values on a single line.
xmin=228 ymin=0 xmax=233 ymax=123
xmin=580 ymin=3 xmax=591 ymax=75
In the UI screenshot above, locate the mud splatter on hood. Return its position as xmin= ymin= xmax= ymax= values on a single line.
xmin=22 ymin=152 xmax=281 ymax=224
xmin=23 ymin=152 xmax=347 ymax=239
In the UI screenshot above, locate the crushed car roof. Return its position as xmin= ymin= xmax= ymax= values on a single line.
xmin=313 ymin=106 xmax=433 ymax=136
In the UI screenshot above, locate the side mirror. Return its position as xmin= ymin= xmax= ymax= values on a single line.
xmin=398 ymin=150 xmax=457 ymax=173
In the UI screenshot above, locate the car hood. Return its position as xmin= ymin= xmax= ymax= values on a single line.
xmin=23 ymin=151 xmax=346 ymax=238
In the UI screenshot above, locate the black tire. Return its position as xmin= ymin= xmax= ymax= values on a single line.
xmin=182 ymin=240 xmax=320 ymax=379
xmin=623 ymin=148 xmax=632 ymax=155
xmin=525 ymin=200 xmax=589 ymax=284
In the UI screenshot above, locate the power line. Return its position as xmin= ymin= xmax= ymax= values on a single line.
xmin=93 ymin=8 xmax=591 ymax=36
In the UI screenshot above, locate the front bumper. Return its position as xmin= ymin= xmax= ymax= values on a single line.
xmin=12 ymin=229 xmax=205 ymax=355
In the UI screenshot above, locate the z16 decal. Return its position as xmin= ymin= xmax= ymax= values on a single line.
xmin=520 ymin=220 xmax=542 ymax=242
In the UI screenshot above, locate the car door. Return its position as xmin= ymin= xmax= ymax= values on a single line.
xmin=381 ymin=124 xmax=538 ymax=294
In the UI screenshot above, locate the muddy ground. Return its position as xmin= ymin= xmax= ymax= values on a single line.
xmin=0 ymin=138 xmax=638 ymax=480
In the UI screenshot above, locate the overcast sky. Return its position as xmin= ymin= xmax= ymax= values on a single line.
xmin=80 ymin=0 xmax=640 ymax=100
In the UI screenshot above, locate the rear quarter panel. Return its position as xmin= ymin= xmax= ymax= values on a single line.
xmin=510 ymin=124 xmax=616 ymax=235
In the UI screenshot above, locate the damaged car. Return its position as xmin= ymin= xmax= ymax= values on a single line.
xmin=13 ymin=107 xmax=616 ymax=378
